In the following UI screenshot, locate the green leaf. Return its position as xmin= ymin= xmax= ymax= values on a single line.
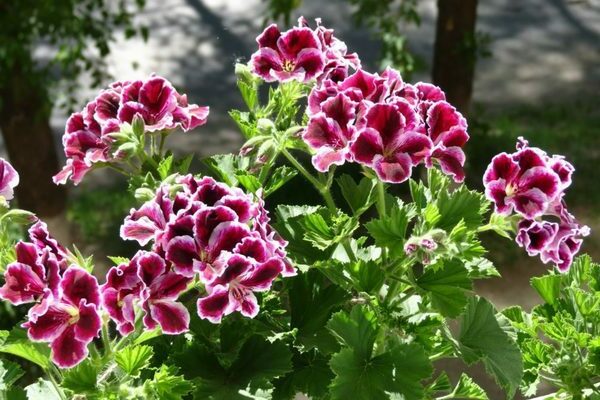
xmin=0 ymin=329 xmax=50 ymax=370
xmin=387 ymin=341 xmax=433 ymax=400
xmin=417 ymin=259 xmax=472 ymax=318
xmin=115 ymin=344 xmax=154 ymax=377
xmin=427 ymin=168 xmax=451 ymax=195
xmin=445 ymin=373 xmax=489 ymax=399
xmin=301 ymin=210 xmax=358 ymax=251
xmin=273 ymin=350 xmax=334 ymax=400
xmin=274 ymin=205 xmax=329 ymax=263
xmin=205 ymin=154 xmax=251 ymax=186
xmin=157 ymin=154 xmax=174 ymax=180
xmin=228 ymin=336 xmax=293 ymax=388
xmin=24 ymin=379 xmax=61 ymax=400
xmin=0 ymin=359 xmax=23 ymax=391
xmin=531 ymin=274 xmax=562 ymax=306
xmin=61 ymin=360 xmax=98 ymax=394
xmin=145 ymin=365 xmax=194 ymax=400
xmin=366 ymin=199 xmax=415 ymax=249
xmin=457 ymin=297 xmax=523 ymax=398
xmin=289 ymin=270 xmax=348 ymax=348
xmin=337 ymin=174 xmax=376 ymax=215
xmin=264 ymin=166 xmax=297 ymax=197
xmin=329 ymin=349 xmax=393 ymax=400
xmin=347 ymin=260 xmax=386 ymax=293
xmin=107 ymin=256 xmax=129 ymax=265
xmin=133 ymin=328 xmax=162 ymax=345
xmin=409 ymin=179 xmax=427 ymax=209
xmin=327 ymin=306 xmax=377 ymax=360
xmin=436 ymin=186 xmax=486 ymax=231
xmin=235 ymin=171 xmax=262 ymax=193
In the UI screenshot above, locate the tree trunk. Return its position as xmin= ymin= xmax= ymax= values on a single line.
xmin=432 ymin=0 xmax=479 ymax=114
xmin=0 ymin=69 xmax=66 ymax=217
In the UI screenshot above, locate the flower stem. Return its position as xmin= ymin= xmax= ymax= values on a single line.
xmin=376 ymin=180 xmax=388 ymax=264
xmin=101 ymin=322 xmax=112 ymax=358
xmin=281 ymin=148 xmax=323 ymax=193
xmin=47 ymin=367 xmax=67 ymax=400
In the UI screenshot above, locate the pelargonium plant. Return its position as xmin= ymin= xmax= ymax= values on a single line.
xmin=0 ymin=18 xmax=596 ymax=400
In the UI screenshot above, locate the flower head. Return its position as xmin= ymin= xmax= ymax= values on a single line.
xmin=120 ymin=175 xmax=292 ymax=323
xmin=23 ymin=267 xmax=101 ymax=368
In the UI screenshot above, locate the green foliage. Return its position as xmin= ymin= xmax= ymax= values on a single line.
xmin=144 ymin=365 xmax=193 ymax=400
xmin=327 ymin=306 xmax=433 ymax=400
xmin=505 ymin=255 xmax=600 ymax=398
xmin=61 ymin=360 xmax=98 ymax=394
xmin=457 ymin=297 xmax=523 ymax=398
xmin=115 ymin=345 xmax=154 ymax=378
xmin=416 ymin=259 xmax=472 ymax=317
xmin=0 ymin=329 xmax=51 ymax=370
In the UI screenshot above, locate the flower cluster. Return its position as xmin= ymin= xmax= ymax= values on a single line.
xmin=54 ymin=75 xmax=209 ymax=185
xmin=304 ymin=68 xmax=469 ymax=183
xmin=250 ymin=17 xmax=360 ymax=84
xmin=0 ymin=221 xmax=101 ymax=368
xmin=484 ymin=138 xmax=589 ymax=271
xmin=101 ymin=250 xmax=191 ymax=335
xmin=0 ymin=158 xmax=19 ymax=205
xmin=120 ymin=175 xmax=293 ymax=324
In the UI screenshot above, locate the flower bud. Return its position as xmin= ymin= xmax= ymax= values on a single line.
xmin=131 ymin=114 xmax=146 ymax=137
xmin=1 ymin=209 xmax=38 ymax=225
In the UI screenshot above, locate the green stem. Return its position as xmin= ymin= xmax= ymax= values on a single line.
xmin=376 ymin=180 xmax=388 ymax=264
xmin=106 ymin=164 xmax=131 ymax=178
xmin=47 ymin=367 xmax=67 ymax=400
xmin=101 ymin=322 xmax=112 ymax=358
xmin=158 ymin=132 xmax=167 ymax=157
xmin=281 ymin=148 xmax=323 ymax=192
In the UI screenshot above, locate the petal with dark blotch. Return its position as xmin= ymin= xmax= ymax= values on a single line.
xmin=61 ymin=267 xmax=100 ymax=306
xmin=26 ymin=302 xmax=71 ymax=342
xmin=277 ymin=27 xmax=320 ymax=60
xmin=149 ymin=272 xmax=190 ymax=300
xmin=349 ymin=128 xmax=384 ymax=165
xmin=320 ymin=93 xmax=357 ymax=129
xmin=74 ymin=301 xmax=101 ymax=343
xmin=415 ymin=82 xmax=446 ymax=102
xmin=430 ymin=146 xmax=466 ymax=183
xmin=234 ymin=237 xmax=270 ymax=263
xmin=251 ymin=48 xmax=283 ymax=82
xmin=294 ymin=48 xmax=325 ymax=80
xmin=149 ymin=299 xmax=190 ymax=334
xmin=518 ymin=166 xmax=560 ymax=199
xmin=257 ymin=24 xmax=281 ymax=49
xmin=484 ymin=179 xmax=511 ymax=214
xmin=15 ymin=242 xmax=40 ymax=269
xmin=395 ymin=132 xmax=432 ymax=164
xmin=511 ymin=188 xmax=549 ymax=219
xmin=426 ymin=101 xmax=466 ymax=144
xmin=304 ymin=114 xmax=346 ymax=150
xmin=240 ymin=258 xmax=283 ymax=291
xmin=51 ymin=326 xmax=88 ymax=368
xmin=237 ymin=291 xmax=259 ymax=319
xmin=197 ymin=285 xmax=231 ymax=324
xmin=135 ymin=251 xmax=167 ymax=285
xmin=514 ymin=147 xmax=547 ymax=172
xmin=216 ymin=195 xmax=255 ymax=223
xmin=208 ymin=222 xmax=251 ymax=257
xmin=440 ymin=126 xmax=469 ymax=148
xmin=364 ymin=104 xmax=404 ymax=146
xmin=165 ymin=236 xmax=198 ymax=278
xmin=0 ymin=263 xmax=46 ymax=305
xmin=549 ymin=156 xmax=574 ymax=188
xmin=373 ymin=153 xmax=413 ymax=184
xmin=483 ymin=153 xmax=519 ymax=184
xmin=193 ymin=206 xmax=238 ymax=248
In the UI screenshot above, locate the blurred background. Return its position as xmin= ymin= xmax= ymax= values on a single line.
xmin=1 ymin=0 xmax=599 ymax=396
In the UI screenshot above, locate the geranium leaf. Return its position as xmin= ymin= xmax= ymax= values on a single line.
xmin=62 ymin=359 xmax=98 ymax=394
xmin=530 ymin=274 xmax=562 ymax=306
xmin=445 ymin=373 xmax=489 ymax=399
xmin=457 ymin=297 xmax=523 ymax=398
xmin=417 ymin=259 xmax=472 ymax=318
xmin=329 ymin=349 xmax=393 ymax=400
xmin=327 ymin=306 xmax=377 ymax=361
xmin=0 ymin=328 xmax=50 ymax=370
xmin=366 ymin=199 xmax=415 ymax=250
xmin=144 ymin=365 xmax=193 ymax=400
xmin=336 ymin=174 xmax=376 ymax=215
xmin=115 ymin=344 xmax=154 ymax=377
xmin=436 ymin=186 xmax=486 ymax=231
xmin=0 ymin=359 xmax=23 ymax=391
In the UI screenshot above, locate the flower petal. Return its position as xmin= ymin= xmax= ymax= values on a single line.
xmin=51 ymin=326 xmax=88 ymax=368
xmin=197 ymin=285 xmax=231 ymax=324
xmin=60 ymin=267 xmax=100 ymax=306
xmin=74 ymin=301 xmax=101 ymax=343
xmin=149 ymin=299 xmax=190 ymax=334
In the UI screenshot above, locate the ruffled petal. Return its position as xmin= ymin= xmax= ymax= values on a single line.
xmin=50 ymin=326 xmax=88 ymax=368
xmin=197 ymin=285 xmax=231 ymax=324
xmin=149 ymin=299 xmax=190 ymax=334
